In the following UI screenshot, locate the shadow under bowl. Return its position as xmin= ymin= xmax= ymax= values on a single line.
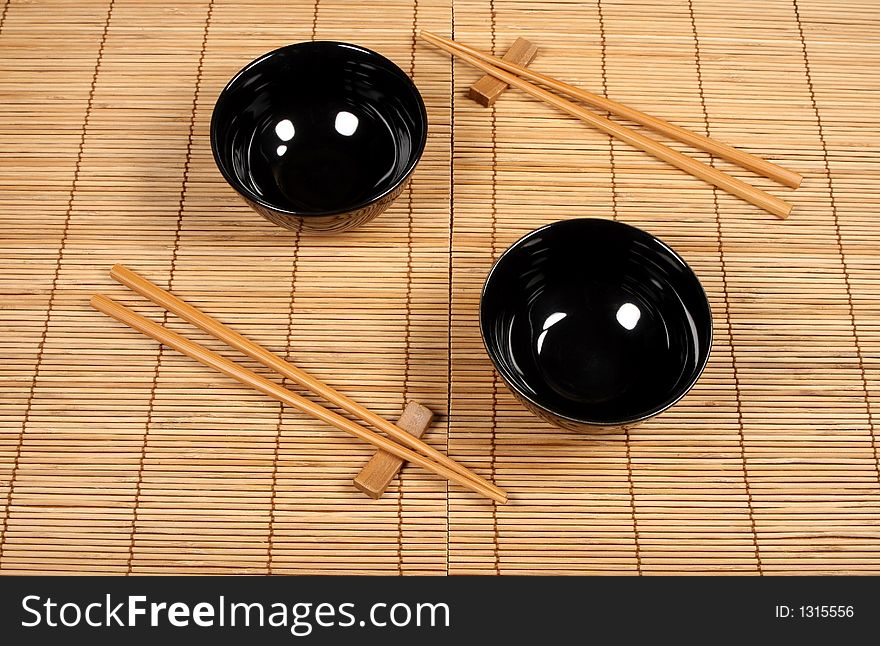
xmin=210 ymin=41 xmax=427 ymax=233
xmin=479 ymin=218 xmax=713 ymax=431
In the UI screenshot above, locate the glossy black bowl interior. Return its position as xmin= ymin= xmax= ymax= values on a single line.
xmin=480 ymin=219 xmax=712 ymax=428
xmin=211 ymin=41 xmax=427 ymax=217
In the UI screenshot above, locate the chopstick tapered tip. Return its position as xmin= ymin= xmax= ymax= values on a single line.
xmin=775 ymin=167 xmax=803 ymax=190
xmin=91 ymin=294 xmax=122 ymax=317
xmin=488 ymin=487 xmax=509 ymax=505
xmin=774 ymin=200 xmax=793 ymax=219
xmin=110 ymin=263 xmax=140 ymax=284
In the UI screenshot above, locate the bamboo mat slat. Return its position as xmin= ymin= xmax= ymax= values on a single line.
xmin=1 ymin=0 xmax=878 ymax=575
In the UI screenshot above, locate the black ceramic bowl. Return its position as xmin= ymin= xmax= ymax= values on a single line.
xmin=210 ymin=41 xmax=428 ymax=233
xmin=480 ymin=218 xmax=712 ymax=431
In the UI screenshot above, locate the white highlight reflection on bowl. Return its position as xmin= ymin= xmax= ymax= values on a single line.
xmin=334 ymin=110 xmax=359 ymax=136
xmin=275 ymin=119 xmax=295 ymax=141
xmin=536 ymin=311 xmax=568 ymax=355
xmin=616 ymin=302 xmax=641 ymax=331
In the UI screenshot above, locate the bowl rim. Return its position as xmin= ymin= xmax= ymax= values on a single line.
xmin=478 ymin=217 xmax=714 ymax=428
xmin=209 ymin=40 xmax=428 ymax=219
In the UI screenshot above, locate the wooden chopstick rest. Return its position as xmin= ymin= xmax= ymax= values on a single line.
xmin=354 ymin=401 xmax=434 ymax=499
xmin=468 ymin=37 xmax=538 ymax=107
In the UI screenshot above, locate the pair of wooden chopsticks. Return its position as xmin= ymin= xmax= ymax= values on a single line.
xmin=92 ymin=265 xmax=507 ymax=504
xmin=419 ymin=30 xmax=802 ymax=219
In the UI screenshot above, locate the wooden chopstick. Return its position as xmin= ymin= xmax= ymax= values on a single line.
xmin=421 ymin=30 xmax=802 ymax=189
xmin=110 ymin=264 xmax=506 ymax=501
xmin=419 ymin=30 xmax=793 ymax=219
xmin=91 ymin=294 xmax=508 ymax=504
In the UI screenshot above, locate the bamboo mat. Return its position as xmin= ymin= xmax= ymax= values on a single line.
xmin=0 ymin=0 xmax=877 ymax=575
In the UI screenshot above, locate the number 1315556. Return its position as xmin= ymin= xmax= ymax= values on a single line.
xmin=775 ymin=605 xmax=854 ymax=619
